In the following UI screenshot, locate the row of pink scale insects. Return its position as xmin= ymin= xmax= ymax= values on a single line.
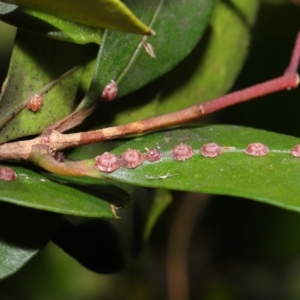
xmin=94 ymin=142 xmax=300 ymax=173
xmin=1 ymin=142 xmax=300 ymax=181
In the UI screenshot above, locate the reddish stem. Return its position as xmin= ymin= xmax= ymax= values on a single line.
xmin=203 ymin=74 xmax=298 ymax=114
xmin=55 ymin=30 xmax=300 ymax=150
xmin=285 ymin=31 xmax=300 ymax=74
xmin=1 ymin=31 xmax=300 ymax=160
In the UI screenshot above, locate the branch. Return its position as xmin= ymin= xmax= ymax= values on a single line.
xmin=0 ymin=31 xmax=299 ymax=166
xmin=52 ymin=30 xmax=300 ymax=151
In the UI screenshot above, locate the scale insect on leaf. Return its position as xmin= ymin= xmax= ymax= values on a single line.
xmin=100 ymin=80 xmax=118 ymax=102
xmin=27 ymin=94 xmax=43 ymax=112
xmin=95 ymin=152 xmax=120 ymax=173
xmin=120 ymin=149 xmax=145 ymax=169
xmin=171 ymin=143 xmax=194 ymax=161
xmin=0 ymin=167 xmax=17 ymax=181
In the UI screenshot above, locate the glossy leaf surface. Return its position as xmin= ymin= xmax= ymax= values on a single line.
xmin=0 ymin=165 xmax=114 ymax=217
xmin=101 ymin=0 xmax=259 ymax=124
xmin=0 ymin=30 xmax=96 ymax=143
xmin=2 ymin=0 xmax=152 ymax=35
xmin=53 ymin=186 xmax=154 ymax=273
xmin=0 ymin=2 xmax=103 ymax=44
xmin=0 ymin=202 xmax=63 ymax=279
xmin=89 ymin=0 xmax=214 ymax=101
xmin=43 ymin=173 xmax=130 ymax=207
xmin=98 ymin=125 xmax=300 ymax=213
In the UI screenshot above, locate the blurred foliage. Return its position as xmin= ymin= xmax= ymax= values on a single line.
xmin=0 ymin=21 xmax=15 ymax=81
xmin=0 ymin=0 xmax=153 ymax=35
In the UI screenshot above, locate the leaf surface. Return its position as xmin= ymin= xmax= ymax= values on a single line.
xmin=52 ymin=185 xmax=154 ymax=273
xmin=0 ymin=30 xmax=96 ymax=143
xmin=0 ymin=202 xmax=63 ymax=279
xmin=2 ymin=0 xmax=152 ymax=35
xmin=0 ymin=2 xmax=103 ymax=44
xmin=98 ymin=125 xmax=300 ymax=213
xmin=0 ymin=165 xmax=115 ymax=217
xmin=43 ymin=173 xmax=130 ymax=207
xmin=107 ymin=0 xmax=260 ymax=125
xmin=88 ymin=0 xmax=214 ymax=100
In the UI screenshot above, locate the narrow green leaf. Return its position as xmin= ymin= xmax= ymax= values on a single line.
xmin=2 ymin=0 xmax=152 ymax=35
xmin=43 ymin=173 xmax=130 ymax=207
xmin=53 ymin=186 xmax=154 ymax=273
xmin=0 ymin=30 xmax=96 ymax=143
xmin=0 ymin=2 xmax=103 ymax=44
xmin=97 ymin=125 xmax=300 ymax=213
xmin=108 ymin=0 xmax=260 ymax=125
xmin=87 ymin=0 xmax=214 ymax=101
xmin=0 ymin=165 xmax=115 ymax=218
xmin=0 ymin=201 xmax=63 ymax=279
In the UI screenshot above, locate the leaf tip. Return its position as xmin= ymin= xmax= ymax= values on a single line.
xmin=110 ymin=204 xmax=120 ymax=219
xmin=149 ymin=29 xmax=156 ymax=36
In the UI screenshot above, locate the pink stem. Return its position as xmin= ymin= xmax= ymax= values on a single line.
xmin=52 ymin=31 xmax=300 ymax=150
xmin=285 ymin=31 xmax=300 ymax=75
xmin=1 ymin=31 xmax=300 ymax=160
xmin=203 ymin=74 xmax=298 ymax=114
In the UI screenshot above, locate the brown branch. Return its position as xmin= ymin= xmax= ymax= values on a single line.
xmin=0 ymin=31 xmax=299 ymax=164
xmin=50 ymin=30 xmax=300 ymax=151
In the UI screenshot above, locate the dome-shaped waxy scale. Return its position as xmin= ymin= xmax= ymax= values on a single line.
xmin=244 ymin=142 xmax=269 ymax=156
xmin=145 ymin=148 xmax=161 ymax=162
xmin=100 ymin=80 xmax=118 ymax=101
xmin=120 ymin=149 xmax=145 ymax=169
xmin=0 ymin=167 xmax=17 ymax=181
xmin=95 ymin=152 xmax=120 ymax=173
xmin=290 ymin=144 xmax=300 ymax=157
xmin=27 ymin=94 xmax=43 ymax=112
xmin=200 ymin=143 xmax=223 ymax=157
xmin=171 ymin=143 xmax=194 ymax=161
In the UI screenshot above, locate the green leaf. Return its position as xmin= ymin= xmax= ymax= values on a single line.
xmin=88 ymin=0 xmax=214 ymax=101
xmin=107 ymin=0 xmax=260 ymax=125
xmin=0 ymin=165 xmax=115 ymax=218
xmin=53 ymin=186 xmax=154 ymax=273
xmin=98 ymin=125 xmax=300 ymax=213
xmin=48 ymin=141 xmax=158 ymax=272
xmin=0 ymin=2 xmax=103 ymax=44
xmin=2 ymin=0 xmax=152 ymax=35
xmin=0 ymin=30 xmax=96 ymax=143
xmin=43 ymin=173 xmax=130 ymax=207
xmin=0 ymin=201 xmax=63 ymax=279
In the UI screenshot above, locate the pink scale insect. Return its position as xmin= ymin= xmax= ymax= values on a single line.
xmin=290 ymin=144 xmax=300 ymax=157
xmin=94 ymin=152 xmax=120 ymax=173
xmin=244 ymin=142 xmax=269 ymax=156
xmin=100 ymin=80 xmax=118 ymax=102
xmin=200 ymin=143 xmax=223 ymax=158
xmin=0 ymin=167 xmax=17 ymax=181
xmin=171 ymin=143 xmax=194 ymax=161
xmin=27 ymin=94 xmax=43 ymax=112
xmin=145 ymin=148 xmax=161 ymax=162
xmin=120 ymin=149 xmax=145 ymax=169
